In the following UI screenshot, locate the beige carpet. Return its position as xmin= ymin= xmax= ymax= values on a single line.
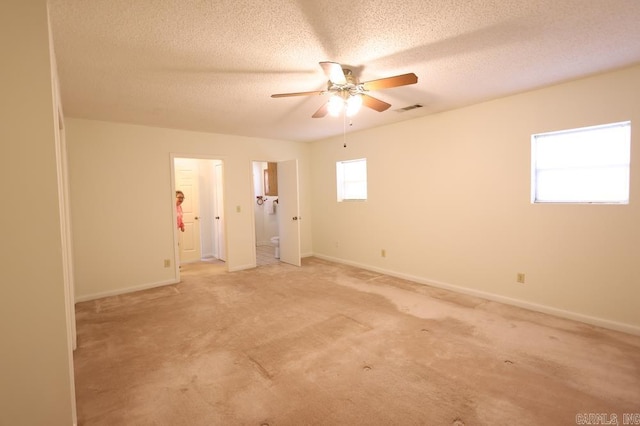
xmin=74 ymin=257 xmax=640 ymax=425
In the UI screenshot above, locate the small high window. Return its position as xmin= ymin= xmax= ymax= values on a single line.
xmin=337 ymin=158 xmax=367 ymax=202
xmin=531 ymin=121 xmax=631 ymax=204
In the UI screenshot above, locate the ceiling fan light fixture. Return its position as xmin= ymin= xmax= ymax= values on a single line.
xmin=346 ymin=94 xmax=362 ymax=117
xmin=271 ymin=61 xmax=418 ymax=119
xmin=328 ymin=94 xmax=343 ymax=117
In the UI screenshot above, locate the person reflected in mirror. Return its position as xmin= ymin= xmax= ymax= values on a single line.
xmin=176 ymin=190 xmax=185 ymax=232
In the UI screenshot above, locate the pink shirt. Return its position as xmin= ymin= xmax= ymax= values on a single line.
xmin=176 ymin=204 xmax=184 ymax=230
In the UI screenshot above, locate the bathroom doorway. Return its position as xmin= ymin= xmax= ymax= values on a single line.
xmin=252 ymin=161 xmax=279 ymax=266
xmin=251 ymin=159 xmax=301 ymax=267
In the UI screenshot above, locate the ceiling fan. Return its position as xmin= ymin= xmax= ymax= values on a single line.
xmin=271 ymin=61 xmax=418 ymax=118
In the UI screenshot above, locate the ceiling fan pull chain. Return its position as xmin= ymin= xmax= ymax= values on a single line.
xmin=343 ymin=110 xmax=347 ymax=148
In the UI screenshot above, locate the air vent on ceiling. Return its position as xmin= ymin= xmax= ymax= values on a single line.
xmin=395 ymin=104 xmax=423 ymax=113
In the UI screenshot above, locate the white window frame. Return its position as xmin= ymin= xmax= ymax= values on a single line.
xmin=531 ymin=121 xmax=631 ymax=204
xmin=337 ymin=158 xmax=367 ymax=202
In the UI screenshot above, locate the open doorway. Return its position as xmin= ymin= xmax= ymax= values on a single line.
xmin=173 ymin=156 xmax=226 ymax=269
xmin=252 ymin=161 xmax=280 ymax=266
xmin=251 ymin=159 xmax=302 ymax=267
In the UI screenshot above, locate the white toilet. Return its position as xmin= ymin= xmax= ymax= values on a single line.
xmin=270 ymin=236 xmax=280 ymax=259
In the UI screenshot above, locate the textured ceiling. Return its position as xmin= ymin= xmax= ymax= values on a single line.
xmin=48 ymin=0 xmax=640 ymax=142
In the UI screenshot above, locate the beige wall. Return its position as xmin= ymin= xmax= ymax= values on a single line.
xmin=311 ymin=65 xmax=640 ymax=333
xmin=66 ymin=119 xmax=312 ymax=300
xmin=0 ymin=0 xmax=76 ymax=424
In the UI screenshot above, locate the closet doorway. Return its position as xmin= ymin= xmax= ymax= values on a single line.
xmin=173 ymin=157 xmax=226 ymax=268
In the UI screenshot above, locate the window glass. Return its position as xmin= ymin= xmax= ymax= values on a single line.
xmin=531 ymin=122 xmax=630 ymax=203
xmin=337 ymin=158 xmax=367 ymax=201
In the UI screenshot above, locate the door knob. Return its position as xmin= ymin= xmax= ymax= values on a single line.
xmin=292 ymin=216 xmax=298 ymax=220
xmin=195 ymin=216 xmax=200 ymax=220
xmin=215 ymin=216 xmax=220 ymax=220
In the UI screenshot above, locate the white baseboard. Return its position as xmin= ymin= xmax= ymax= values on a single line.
xmin=75 ymin=278 xmax=179 ymax=303
xmin=312 ymin=253 xmax=640 ymax=337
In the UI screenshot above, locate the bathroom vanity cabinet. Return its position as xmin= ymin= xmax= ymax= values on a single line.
xmin=264 ymin=162 xmax=278 ymax=196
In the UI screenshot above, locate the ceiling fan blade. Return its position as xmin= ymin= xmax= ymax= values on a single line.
xmin=271 ymin=90 xmax=324 ymax=98
xmin=312 ymin=102 xmax=328 ymax=118
xmin=320 ymin=61 xmax=347 ymax=85
xmin=361 ymin=73 xmax=418 ymax=91
xmin=362 ymin=94 xmax=391 ymax=112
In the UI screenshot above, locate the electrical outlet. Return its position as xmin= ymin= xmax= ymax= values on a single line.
xmin=236 ymin=205 xmax=241 ymax=213
xmin=164 ymin=259 xmax=171 ymax=268
xmin=517 ymin=273 xmax=525 ymax=284
xmin=381 ymin=249 xmax=386 ymax=258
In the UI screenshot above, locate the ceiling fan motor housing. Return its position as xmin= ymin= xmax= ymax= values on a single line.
xmin=328 ymin=68 xmax=363 ymax=98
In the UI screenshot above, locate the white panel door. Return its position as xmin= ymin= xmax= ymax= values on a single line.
xmin=277 ymin=159 xmax=301 ymax=266
xmin=175 ymin=159 xmax=202 ymax=263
